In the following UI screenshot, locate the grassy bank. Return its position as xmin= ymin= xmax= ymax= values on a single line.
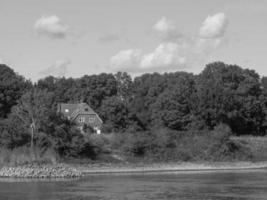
xmin=1 ymin=160 xmax=266 ymax=178
xmin=73 ymin=161 xmax=267 ymax=174
xmin=231 ymin=136 xmax=267 ymax=161
xmin=0 ymin=147 xmax=58 ymax=167
xmin=1 ymin=133 xmax=267 ymax=178
xmin=86 ymin=127 xmax=256 ymax=163
xmin=71 ymin=134 xmax=267 ymax=174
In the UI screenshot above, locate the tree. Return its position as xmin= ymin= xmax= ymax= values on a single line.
xmin=0 ymin=64 xmax=32 ymax=118
xmin=100 ymin=96 xmax=130 ymax=132
xmin=114 ymin=71 xmax=133 ymax=102
xmin=196 ymin=61 xmax=264 ymax=135
xmin=11 ymin=89 xmax=55 ymax=147
xmin=130 ymin=73 xmax=166 ymax=129
xmin=77 ymin=73 xmax=117 ymax=112
xmin=0 ymin=117 xmax=30 ymax=149
xmin=151 ymin=72 xmax=196 ymax=130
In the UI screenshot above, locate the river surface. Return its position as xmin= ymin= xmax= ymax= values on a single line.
xmin=1 ymin=170 xmax=267 ymax=200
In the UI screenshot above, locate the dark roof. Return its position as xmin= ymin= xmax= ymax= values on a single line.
xmin=58 ymin=103 xmax=101 ymax=121
xmin=58 ymin=103 xmax=80 ymax=118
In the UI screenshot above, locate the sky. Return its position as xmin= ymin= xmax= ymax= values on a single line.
xmin=0 ymin=0 xmax=267 ymax=81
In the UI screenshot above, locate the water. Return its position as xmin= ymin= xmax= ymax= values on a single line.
xmin=1 ymin=170 xmax=267 ymax=200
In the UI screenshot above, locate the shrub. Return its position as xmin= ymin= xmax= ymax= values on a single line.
xmin=115 ymin=124 xmax=252 ymax=162
xmin=88 ymin=134 xmax=114 ymax=154
xmin=118 ymin=131 xmax=151 ymax=157
xmin=83 ymin=124 xmax=94 ymax=134
xmin=0 ymin=118 xmax=30 ymax=149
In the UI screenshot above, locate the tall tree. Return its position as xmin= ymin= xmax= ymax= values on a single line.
xmin=114 ymin=71 xmax=133 ymax=102
xmin=100 ymin=96 xmax=130 ymax=132
xmin=151 ymin=72 xmax=196 ymax=130
xmin=130 ymin=73 xmax=166 ymax=129
xmin=0 ymin=64 xmax=32 ymax=118
xmin=196 ymin=61 xmax=263 ymax=135
xmin=77 ymin=73 xmax=117 ymax=111
xmin=11 ymin=89 xmax=55 ymax=147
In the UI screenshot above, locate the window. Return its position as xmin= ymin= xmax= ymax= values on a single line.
xmin=89 ymin=116 xmax=95 ymax=123
xmin=85 ymin=108 xmax=89 ymax=111
xmin=79 ymin=117 xmax=85 ymax=123
xmin=65 ymin=109 xmax=69 ymax=113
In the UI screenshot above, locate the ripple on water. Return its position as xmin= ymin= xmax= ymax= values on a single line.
xmin=0 ymin=170 xmax=267 ymax=200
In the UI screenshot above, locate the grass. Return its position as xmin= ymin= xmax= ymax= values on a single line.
xmin=231 ymin=136 xmax=267 ymax=161
xmin=83 ymin=127 xmax=256 ymax=163
xmin=76 ymin=161 xmax=267 ymax=174
xmin=2 ymin=134 xmax=266 ymax=168
xmin=0 ymin=147 xmax=59 ymax=167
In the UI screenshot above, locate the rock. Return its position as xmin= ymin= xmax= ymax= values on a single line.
xmin=0 ymin=164 xmax=82 ymax=178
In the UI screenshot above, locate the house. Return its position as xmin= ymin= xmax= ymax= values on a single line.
xmin=57 ymin=103 xmax=103 ymax=134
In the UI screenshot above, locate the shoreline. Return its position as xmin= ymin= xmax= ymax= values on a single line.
xmin=77 ymin=161 xmax=267 ymax=175
xmin=0 ymin=161 xmax=266 ymax=178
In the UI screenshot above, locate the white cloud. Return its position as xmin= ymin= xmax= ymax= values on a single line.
xmin=194 ymin=38 xmax=222 ymax=54
xmin=199 ymin=13 xmax=228 ymax=38
xmin=39 ymin=59 xmax=71 ymax=77
xmin=153 ymin=17 xmax=183 ymax=42
xmin=141 ymin=42 xmax=186 ymax=69
xmin=110 ymin=12 xmax=228 ymax=73
xmin=110 ymin=43 xmax=189 ymax=72
xmin=34 ymin=15 xmax=69 ymax=39
xmin=110 ymin=49 xmax=142 ymax=70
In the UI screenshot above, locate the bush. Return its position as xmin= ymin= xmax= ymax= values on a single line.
xmin=114 ymin=124 xmax=252 ymax=162
xmin=88 ymin=134 xmax=114 ymax=154
xmin=83 ymin=124 xmax=94 ymax=134
xmin=120 ymin=131 xmax=151 ymax=157
xmin=0 ymin=118 xmax=30 ymax=149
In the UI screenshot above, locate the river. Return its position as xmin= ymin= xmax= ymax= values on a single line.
xmin=0 ymin=169 xmax=267 ymax=200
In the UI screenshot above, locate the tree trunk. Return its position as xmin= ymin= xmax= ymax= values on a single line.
xmin=30 ymin=122 xmax=35 ymax=148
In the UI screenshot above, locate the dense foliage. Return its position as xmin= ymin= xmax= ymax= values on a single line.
xmin=1 ymin=62 xmax=267 ymax=161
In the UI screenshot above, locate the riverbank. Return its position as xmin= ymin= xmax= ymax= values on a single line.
xmin=75 ymin=162 xmax=267 ymax=175
xmin=75 ymin=161 xmax=267 ymax=174
xmin=0 ymin=164 xmax=82 ymax=178
xmin=0 ymin=161 xmax=266 ymax=178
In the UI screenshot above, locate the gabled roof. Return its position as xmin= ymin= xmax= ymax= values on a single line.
xmin=58 ymin=103 xmax=80 ymax=118
xmin=58 ymin=103 xmax=100 ymax=121
xmin=70 ymin=103 xmax=96 ymax=119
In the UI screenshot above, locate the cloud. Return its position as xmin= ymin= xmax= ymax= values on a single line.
xmin=98 ymin=33 xmax=120 ymax=43
xmin=199 ymin=13 xmax=228 ymax=38
xmin=110 ymin=49 xmax=142 ymax=70
xmin=110 ymin=43 xmax=189 ymax=72
xmin=39 ymin=59 xmax=71 ymax=77
xmin=34 ymin=15 xmax=69 ymax=39
xmin=140 ymin=43 xmax=186 ymax=69
xmin=110 ymin=12 xmax=228 ymax=73
xmin=153 ymin=17 xmax=183 ymax=42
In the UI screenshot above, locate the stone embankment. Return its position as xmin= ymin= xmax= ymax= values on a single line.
xmin=0 ymin=164 xmax=82 ymax=178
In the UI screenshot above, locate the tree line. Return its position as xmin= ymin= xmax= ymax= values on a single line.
xmin=1 ymin=61 xmax=267 ymax=160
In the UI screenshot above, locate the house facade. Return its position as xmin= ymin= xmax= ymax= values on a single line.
xmin=57 ymin=103 xmax=103 ymax=134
